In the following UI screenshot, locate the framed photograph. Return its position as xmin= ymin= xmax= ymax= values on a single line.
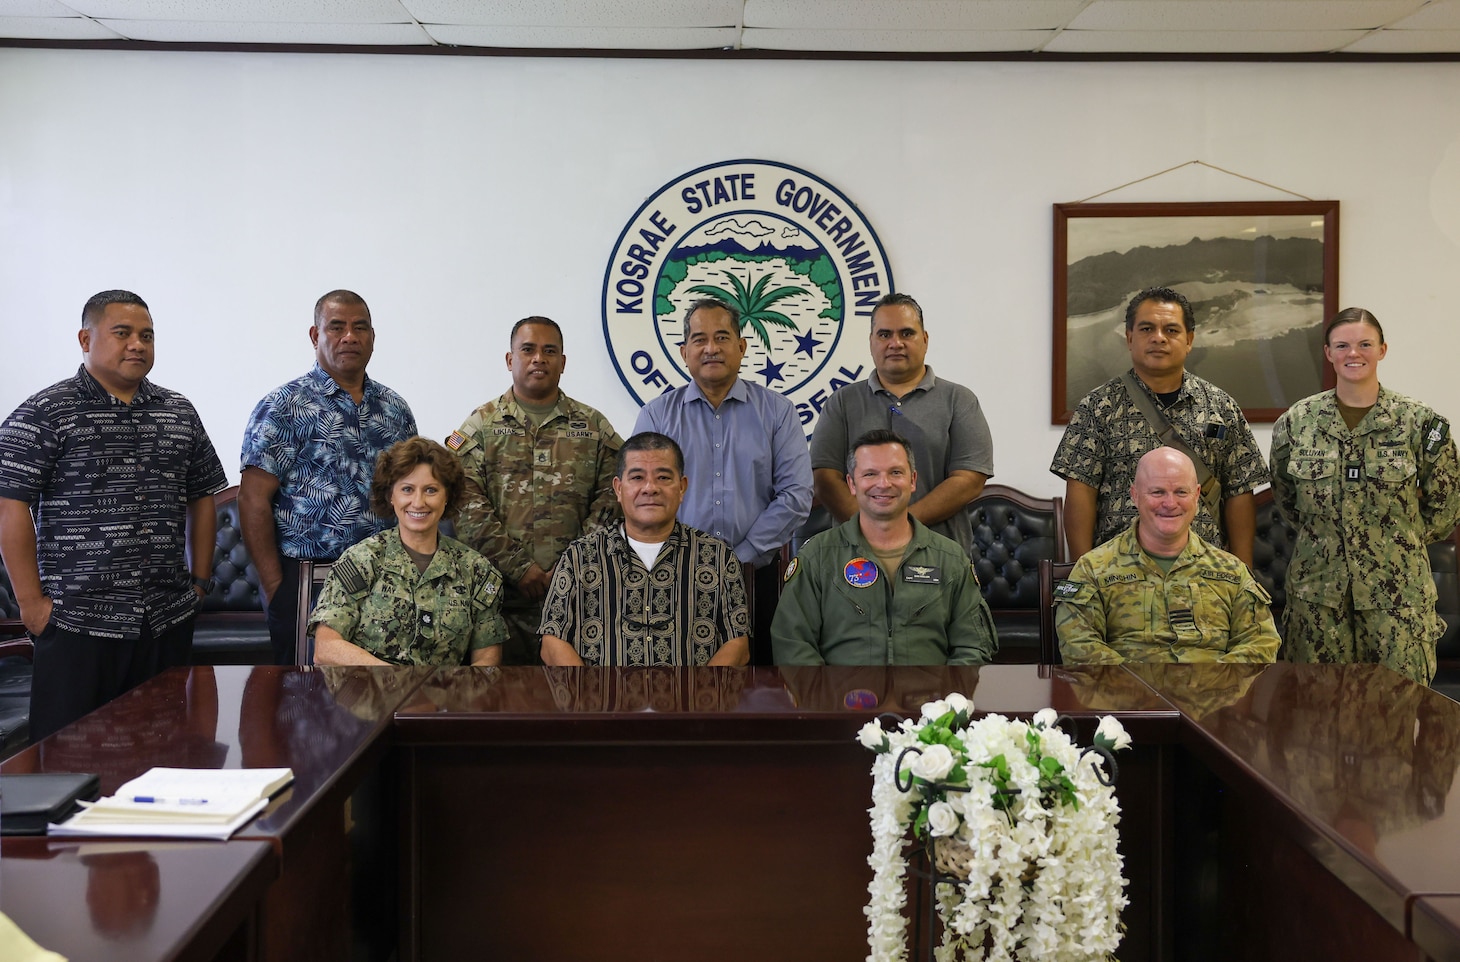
xmin=1052 ymin=201 xmax=1339 ymax=424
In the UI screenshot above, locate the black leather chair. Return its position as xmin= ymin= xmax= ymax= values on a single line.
xmin=192 ymin=486 xmax=272 ymax=665
xmin=0 ymin=563 xmax=33 ymax=754
xmin=968 ymin=485 xmax=1066 ymax=664
xmin=1250 ymin=488 xmax=1297 ymax=622
xmin=1037 ymin=559 xmax=1076 ymax=666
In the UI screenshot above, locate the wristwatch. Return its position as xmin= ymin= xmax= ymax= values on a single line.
xmin=191 ymin=575 xmax=212 ymax=592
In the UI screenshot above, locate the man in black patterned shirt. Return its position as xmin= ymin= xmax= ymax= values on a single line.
xmin=1049 ymin=287 xmax=1268 ymax=564
xmin=538 ymin=432 xmax=749 ymax=667
xmin=0 ymin=290 xmax=227 ymax=739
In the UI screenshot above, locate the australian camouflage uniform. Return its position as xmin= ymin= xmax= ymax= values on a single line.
xmin=1055 ymin=522 xmax=1281 ymax=664
xmin=447 ymin=390 xmax=623 ymax=664
xmin=309 ymin=528 xmax=507 ymax=666
xmin=1271 ymin=387 xmax=1460 ymax=684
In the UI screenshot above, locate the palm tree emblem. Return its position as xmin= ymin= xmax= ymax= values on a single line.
xmin=687 ymin=269 xmax=806 ymax=352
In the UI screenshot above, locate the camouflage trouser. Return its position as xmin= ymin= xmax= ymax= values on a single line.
xmin=501 ymin=602 xmax=546 ymax=666
xmin=1282 ymin=595 xmax=1440 ymax=685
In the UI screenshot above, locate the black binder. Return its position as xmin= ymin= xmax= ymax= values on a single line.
xmin=0 ymin=773 xmax=101 ymax=835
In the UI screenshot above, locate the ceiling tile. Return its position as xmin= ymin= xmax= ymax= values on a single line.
xmin=1045 ymin=28 xmax=1368 ymax=51
xmin=1342 ymin=26 xmax=1460 ymax=49
xmin=424 ymin=23 xmax=738 ymax=48
xmin=1068 ymin=1 xmax=1425 ymax=31
xmin=1387 ymin=0 xmax=1460 ymax=28
xmin=0 ymin=14 xmax=121 ymax=37
xmin=404 ymin=0 xmax=740 ymax=28
xmin=744 ymin=0 xmax=1085 ymax=31
xmin=67 ymin=0 xmax=412 ymax=23
xmin=0 ymin=0 xmax=76 ymax=15
xmin=743 ymin=26 xmax=1053 ymax=51
xmin=96 ymin=18 xmax=432 ymax=42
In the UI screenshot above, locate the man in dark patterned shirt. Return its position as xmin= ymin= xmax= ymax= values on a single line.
xmin=0 ymin=290 xmax=227 ymax=739
xmin=239 ymin=290 xmax=417 ymax=664
xmin=539 ymin=432 xmax=750 ymax=667
xmin=1049 ymin=287 xmax=1269 ymax=564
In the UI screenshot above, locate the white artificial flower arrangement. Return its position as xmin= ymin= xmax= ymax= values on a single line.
xmin=858 ymin=696 xmax=1131 ymax=962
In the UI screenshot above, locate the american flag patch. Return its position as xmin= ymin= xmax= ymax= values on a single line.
xmin=446 ymin=431 xmax=466 ymax=451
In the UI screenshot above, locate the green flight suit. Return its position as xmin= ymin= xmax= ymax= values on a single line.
xmin=771 ymin=515 xmax=997 ymax=666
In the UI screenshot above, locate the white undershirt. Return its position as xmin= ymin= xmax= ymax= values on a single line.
xmin=625 ymin=526 xmax=666 ymax=571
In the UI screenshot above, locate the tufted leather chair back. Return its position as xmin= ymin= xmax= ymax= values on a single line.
xmin=967 ymin=485 xmax=1066 ymax=660
xmin=200 ymin=486 xmax=263 ymax=612
xmin=1250 ymin=488 xmax=1296 ymax=613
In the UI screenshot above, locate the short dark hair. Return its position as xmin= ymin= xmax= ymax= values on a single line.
xmin=615 ymin=431 xmax=684 ymax=478
xmin=314 ymin=290 xmax=369 ymax=327
xmin=682 ymin=297 xmax=741 ymax=334
xmin=1125 ymin=287 xmax=1194 ymax=332
xmin=870 ymin=292 xmax=924 ymax=329
xmin=370 ymin=437 xmax=467 ymax=523
xmin=847 ymin=429 xmax=914 ymax=475
xmin=82 ymin=290 xmax=148 ymax=329
xmin=510 ymin=316 xmax=564 ymax=348
xmin=1324 ymin=307 xmax=1385 ymax=346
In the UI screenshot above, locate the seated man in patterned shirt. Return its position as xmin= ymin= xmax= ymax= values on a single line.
xmin=1056 ymin=447 xmax=1280 ymax=664
xmin=538 ymin=432 xmax=750 ymax=667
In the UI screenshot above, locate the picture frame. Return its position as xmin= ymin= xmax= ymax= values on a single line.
xmin=1052 ymin=200 xmax=1339 ymax=424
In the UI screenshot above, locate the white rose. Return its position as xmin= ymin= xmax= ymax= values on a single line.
xmin=857 ymin=720 xmax=889 ymax=752
xmin=1095 ymin=715 xmax=1133 ymax=751
xmin=945 ymin=692 xmax=972 ymax=716
xmin=909 ymin=743 xmax=957 ymax=782
xmin=926 ymin=800 xmax=960 ymax=837
xmin=1032 ymin=708 xmax=1058 ymax=729
xmin=921 ymin=699 xmax=951 ymax=722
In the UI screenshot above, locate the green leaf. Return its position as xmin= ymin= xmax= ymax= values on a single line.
xmin=1040 ymin=756 xmax=1064 ymax=777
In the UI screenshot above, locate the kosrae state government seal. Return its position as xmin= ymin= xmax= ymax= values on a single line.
xmin=602 ymin=159 xmax=894 ymax=435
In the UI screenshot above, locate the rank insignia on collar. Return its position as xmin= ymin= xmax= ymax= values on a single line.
xmin=844 ymin=558 xmax=878 ymax=588
xmin=445 ymin=431 xmax=466 ymax=451
xmin=783 ymin=557 xmax=799 ymax=584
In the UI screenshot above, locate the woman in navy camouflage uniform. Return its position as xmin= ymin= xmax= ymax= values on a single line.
xmin=311 ymin=437 xmax=507 ymax=666
xmin=1270 ymin=309 xmax=1460 ymax=683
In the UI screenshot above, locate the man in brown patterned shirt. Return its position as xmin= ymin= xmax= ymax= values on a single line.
xmin=1049 ymin=287 xmax=1269 ymax=564
xmin=538 ymin=432 xmax=750 ymax=667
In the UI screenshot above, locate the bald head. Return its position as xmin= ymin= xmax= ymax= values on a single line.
xmin=1134 ymin=447 xmax=1198 ymax=490
xmin=1131 ymin=447 xmax=1200 ymax=554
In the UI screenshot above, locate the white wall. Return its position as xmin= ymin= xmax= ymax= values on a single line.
xmin=2 ymin=49 xmax=1458 ymax=495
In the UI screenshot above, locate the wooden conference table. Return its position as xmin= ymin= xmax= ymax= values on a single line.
xmin=3 ymin=662 xmax=1460 ymax=962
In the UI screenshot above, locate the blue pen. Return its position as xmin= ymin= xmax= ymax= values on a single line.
xmin=131 ymin=796 xmax=209 ymax=805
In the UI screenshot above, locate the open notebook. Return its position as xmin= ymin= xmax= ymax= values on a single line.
xmin=49 ymin=767 xmax=293 ymax=841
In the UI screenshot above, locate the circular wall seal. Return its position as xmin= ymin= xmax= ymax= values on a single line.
xmin=602 ymin=159 xmax=894 ymax=436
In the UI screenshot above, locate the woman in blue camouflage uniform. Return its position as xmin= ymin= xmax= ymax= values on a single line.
xmin=1270 ymin=308 xmax=1460 ymax=683
xmin=311 ymin=437 xmax=507 ymax=666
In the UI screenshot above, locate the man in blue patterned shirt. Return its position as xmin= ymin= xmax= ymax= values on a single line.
xmin=0 ymin=290 xmax=227 ymax=738
xmin=239 ymin=290 xmax=417 ymax=664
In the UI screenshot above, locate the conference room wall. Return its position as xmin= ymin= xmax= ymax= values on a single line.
xmin=2 ymin=49 xmax=1458 ymax=495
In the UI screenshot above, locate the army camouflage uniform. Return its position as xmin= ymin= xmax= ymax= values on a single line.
xmin=1270 ymin=387 xmax=1460 ymax=684
xmin=1056 ymin=522 xmax=1280 ymax=664
xmin=447 ymin=390 xmax=623 ymax=665
xmin=1050 ymin=370 xmax=1269 ymax=550
xmin=309 ymin=529 xmax=507 ymax=666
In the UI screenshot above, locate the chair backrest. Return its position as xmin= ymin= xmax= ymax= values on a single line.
xmin=0 ymin=562 xmax=23 ymax=639
xmin=1432 ymin=529 xmax=1460 ymax=661
xmin=295 ymin=561 xmax=334 ymax=666
xmin=201 ymin=486 xmax=263 ymax=613
xmin=1037 ymin=559 xmax=1076 ymax=666
xmin=968 ymin=484 xmax=1067 ymax=610
xmin=1250 ymin=487 xmax=1296 ymax=616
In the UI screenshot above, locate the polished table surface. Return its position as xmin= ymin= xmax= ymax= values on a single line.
xmin=0 ymin=837 xmax=274 ymax=962
xmin=4 ymin=663 xmax=1460 ymax=962
xmin=1415 ymin=897 xmax=1460 ymax=962
xmin=1130 ymin=662 xmax=1460 ymax=940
